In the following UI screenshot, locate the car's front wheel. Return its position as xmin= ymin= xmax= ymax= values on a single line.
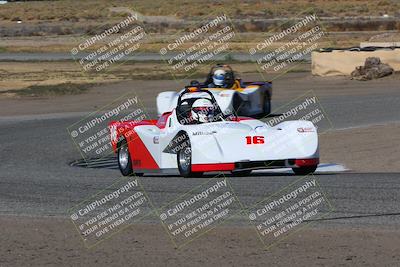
xmin=177 ymin=138 xmax=203 ymax=178
xmin=292 ymin=165 xmax=317 ymax=175
xmin=118 ymin=138 xmax=143 ymax=176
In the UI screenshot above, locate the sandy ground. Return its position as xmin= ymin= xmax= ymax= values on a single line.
xmin=320 ymin=123 xmax=400 ymax=173
xmin=1 ymin=215 xmax=399 ymax=267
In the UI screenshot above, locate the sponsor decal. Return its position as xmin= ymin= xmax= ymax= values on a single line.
xmin=192 ymin=131 xmax=217 ymax=136
xmin=297 ymin=127 xmax=315 ymax=133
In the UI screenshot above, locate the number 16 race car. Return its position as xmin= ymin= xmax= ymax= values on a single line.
xmin=109 ymin=87 xmax=319 ymax=178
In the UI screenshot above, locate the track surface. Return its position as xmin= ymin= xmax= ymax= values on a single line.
xmin=1 ymin=75 xmax=399 ymax=229
xmin=0 ymin=52 xmax=310 ymax=62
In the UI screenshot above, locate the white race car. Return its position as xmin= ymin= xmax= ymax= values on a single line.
xmin=157 ymin=65 xmax=272 ymax=118
xmin=110 ymin=87 xmax=319 ymax=178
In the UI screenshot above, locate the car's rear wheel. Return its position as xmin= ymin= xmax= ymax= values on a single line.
xmin=177 ymin=137 xmax=203 ymax=178
xmin=292 ymin=165 xmax=317 ymax=175
xmin=118 ymin=138 xmax=143 ymax=177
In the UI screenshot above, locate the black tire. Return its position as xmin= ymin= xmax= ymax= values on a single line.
xmin=292 ymin=165 xmax=317 ymax=175
xmin=231 ymin=170 xmax=252 ymax=177
xmin=263 ymin=93 xmax=271 ymax=116
xmin=177 ymin=136 xmax=203 ymax=178
xmin=117 ymin=139 xmax=143 ymax=177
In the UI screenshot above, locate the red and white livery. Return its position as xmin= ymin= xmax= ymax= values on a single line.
xmin=109 ymin=87 xmax=319 ymax=177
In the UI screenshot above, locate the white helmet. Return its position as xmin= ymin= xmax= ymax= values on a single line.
xmin=212 ymin=69 xmax=226 ymax=86
xmin=191 ymin=98 xmax=214 ymax=123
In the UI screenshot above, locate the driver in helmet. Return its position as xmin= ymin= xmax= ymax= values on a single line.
xmin=207 ymin=66 xmax=241 ymax=89
xmin=208 ymin=69 xmax=227 ymax=88
xmin=190 ymin=98 xmax=215 ymax=124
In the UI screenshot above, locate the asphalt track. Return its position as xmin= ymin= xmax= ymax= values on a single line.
xmin=0 ymin=52 xmax=310 ymax=62
xmin=1 ymin=85 xmax=399 ymax=229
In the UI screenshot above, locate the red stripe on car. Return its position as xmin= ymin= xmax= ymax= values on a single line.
xmin=191 ymin=163 xmax=235 ymax=172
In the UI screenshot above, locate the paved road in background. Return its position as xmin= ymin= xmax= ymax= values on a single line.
xmin=0 ymin=52 xmax=311 ymax=62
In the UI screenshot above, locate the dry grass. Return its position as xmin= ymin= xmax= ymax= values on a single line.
xmin=0 ymin=1 xmax=398 ymax=53
xmin=0 ymin=0 xmax=398 ymax=22
xmin=0 ymin=61 xmax=167 ymax=91
xmin=0 ymin=31 xmax=355 ymax=53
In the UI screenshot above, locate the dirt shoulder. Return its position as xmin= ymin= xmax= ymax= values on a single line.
xmin=0 ymin=215 xmax=399 ymax=267
xmin=321 ymin=123 xmax=400 ymax=173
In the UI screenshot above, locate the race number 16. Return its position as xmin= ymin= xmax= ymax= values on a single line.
xmin=246 ymin=136 xmax=265 ymax=144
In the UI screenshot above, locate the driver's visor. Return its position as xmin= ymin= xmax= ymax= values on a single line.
xmin=213 ymin=74 xmax=225 ymax=80
xmin=193 ymin=107 xmax=213 ymax=112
